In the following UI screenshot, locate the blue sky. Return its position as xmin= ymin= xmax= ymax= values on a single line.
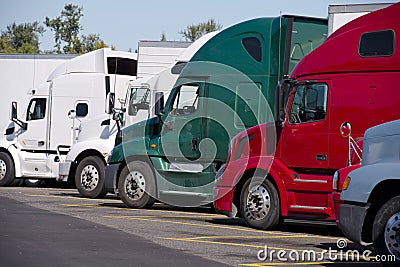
xmin=0 ymin=0 xmax=396 ymax=52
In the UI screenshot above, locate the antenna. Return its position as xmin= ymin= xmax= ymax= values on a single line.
xmin=32 ymin=53 xmax=36 ymax=90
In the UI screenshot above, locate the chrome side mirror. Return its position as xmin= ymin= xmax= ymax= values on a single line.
xmin=340 ymin=122 xmax=352 ymax=138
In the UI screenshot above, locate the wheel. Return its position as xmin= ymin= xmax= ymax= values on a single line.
xmin=118 ymin=160 xmax=156 ymax=209
xmin=0 ymin=152 xmax=15 ymax=186
xmin=240 ymin=178 xmax=281 ymax=230
xmin=373 ymin=195 xmax=400 ymax=266
xmin=75 ymin=156 xmax=107 ymax=198
xmin=24 ymin=179 xmax=43 ymax=187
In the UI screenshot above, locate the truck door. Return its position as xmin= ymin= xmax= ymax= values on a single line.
xmin=19 ymin=97 xmax=49 ymax=151
xmin=17 ymin=97 xmax=50 ymax=177
xmin=280 ymin=81 xmax=330 ymax=169
xmin=160 ymin=83 xmax=203 ymax=162
xmin=279 ymin=81 xmax=333 ymax=211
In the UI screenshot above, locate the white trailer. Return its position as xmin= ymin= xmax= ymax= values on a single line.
xmin=60 ymin=32 xmax=218 ymax=198
xmin=328 ymin=3 xmax=391 ymax=35
xmin=0 ymin=48 xmax=137 ymax=189
xmin=136 ymin=41 xmax=191 ymax=79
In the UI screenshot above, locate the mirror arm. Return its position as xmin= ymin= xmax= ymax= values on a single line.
xmin=12 ymin=118 xmax=27 ymax=130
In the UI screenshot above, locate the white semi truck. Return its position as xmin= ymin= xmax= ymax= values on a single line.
xmin=59 ymin=32 xmax=218 ymax=198
xmin=0 ymin=48 xmax=138 ymax=187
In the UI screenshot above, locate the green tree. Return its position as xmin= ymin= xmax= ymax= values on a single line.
xmin=81 ymin=34 xmax=108 ymax=53
xmin=179 ymin=18 xmax=222 ymax=41
xmin=0 ymin=21 xmax=44 ymax=53
xmin=45 ymin=4 xmax=107 ymax=54
xmin=160 ymin=32 xmax=167 ymax=41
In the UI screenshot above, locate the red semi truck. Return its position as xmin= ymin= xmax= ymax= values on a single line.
xmin=213 ymin=3 xmax=400 ymax=230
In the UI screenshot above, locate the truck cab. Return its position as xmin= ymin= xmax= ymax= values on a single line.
xmin=105 ymin=15 xmax=327 ymax=208
xmin=213 ymin=3 xmax=400 ymax=230
xmin=339 ymin=119 xmax=400 ymax=265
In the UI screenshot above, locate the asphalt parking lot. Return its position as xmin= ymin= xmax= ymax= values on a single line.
xmin=0 ymin=186 xmax=383 ymax=266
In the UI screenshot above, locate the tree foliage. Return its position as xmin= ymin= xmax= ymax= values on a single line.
xmin=179 ymin=18 xmax=222 ymax=41
xmin=160 ymin=32 xmax=167 ymax=41
xmin=45 ymin=4 xmax=107 ymax=54
xmin=0 ymin=22 xmax=44 ymax=53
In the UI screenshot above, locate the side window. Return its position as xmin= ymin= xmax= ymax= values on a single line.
xmin=26 ymin=98 xmax=46 ymax=121
xmin=359 ymin=30 xmax=394 ymax=57
xmin=242 ymin=37 xmax=262 ymax=62
xmin=76 ymin=103 xmax=88 ymax=117
xmin=128 ymin=87 xmax=150 ymax=116
xmin=107 ymin=57 xmax=138 ymax=76
xmin=288 ymin=83 xmax=327 ymax=124
xmin=169 ymin=84 xmax=200 ymax=116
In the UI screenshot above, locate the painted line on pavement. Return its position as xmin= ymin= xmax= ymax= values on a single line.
xmin=104 ymin=215 xmax=338 ymax=239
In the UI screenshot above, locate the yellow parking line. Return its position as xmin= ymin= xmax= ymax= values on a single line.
xmin=62 ymin=202 xmax=224 ymax=217
xmin=105 ymin=215 xmax=318 ymax=236
xmin=162 ymin=237 xmax=328 ymax=254
xmin=99 ymin=214 xmax=223 ymax=219
xmin=105 ymin=215 xmax=341 ymax=240
xmin=25 ymin=193 xmax=121 ymax=202
xmin=0 ymin=187 xmax=42 ymax=191
xmin=187 ymin=235 xmax=334 ymax=240
xmin=26 ymin=194 xmax=69 ymax=199
xmin=105 ymin=215 xmax=268 ymax=233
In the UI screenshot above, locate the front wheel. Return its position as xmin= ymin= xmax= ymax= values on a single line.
xmin=240 ymin=178 xmax=281 ymax=230
xmin=24 ymin=179 xmax=43 ymax=187
xmin=373 ymin=196 xmax=400 ymax=266
xmin=0 ymin=152 xmax=15 ymax=186
xmin=75 ymin=156 xmax=107 ymax=198
xmin=118 ymin=161 xmax=156 ymax=209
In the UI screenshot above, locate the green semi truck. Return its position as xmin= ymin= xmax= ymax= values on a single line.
xmin=104 ymin=15 xmax=327 ymax=208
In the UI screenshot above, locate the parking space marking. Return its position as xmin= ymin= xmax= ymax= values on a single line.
xmin=105 ymin=215 xmax=340 ymax=241
xmin=185 ymin=235 xmax=330 ymax=240
xmin=25 ymin=193 xmax=121 ymax=202
xmin=61 ymin=202 xmax=225 ymax=217
xmin=162 ymin=236 xmax=334 ymax=254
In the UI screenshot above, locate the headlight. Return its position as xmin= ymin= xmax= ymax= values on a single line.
xmin=105 ymin=149 xmax=113 ymax=164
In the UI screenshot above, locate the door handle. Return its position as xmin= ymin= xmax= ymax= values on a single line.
xmin=192 ymin=138 xmax=198 ymax=151
xmin=316 ymin=154 xmax=327 ymax=161
xmin=38 ymin=141 xmax=45 ymax=146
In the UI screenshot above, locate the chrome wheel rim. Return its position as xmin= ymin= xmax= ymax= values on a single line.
xmin=80 ymin=164 xmax=99 ymax=191
xmin=0 ymin=159 xmax=6 ymax=180
xmin=245 ymin=185 xmax=271 ymax=221
xmin=124 ymin=170 xmax=146 ymax=201
xmin=385 ymin=212 xmax=400 ymax=260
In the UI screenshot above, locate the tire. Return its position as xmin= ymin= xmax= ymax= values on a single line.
xmin=373 ymin=195 xmax=400 ymax=266
xmin=240 ymin=178 xmax=281 ymax=230
xmin=0 ymin=152 xmax=15 ymax=186
xmin=75 ymin=156 xmax=107 ymax=198
xmin=118 ymin=160 xmax=156 ymax=209
xmin=24 ymin=179 xmax=43 ymax=187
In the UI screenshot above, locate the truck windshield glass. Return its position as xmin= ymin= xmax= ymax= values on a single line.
xmin=169 ymin=84 xmax=199 ymax=116
xmin=26 ymin=98 xmax=46 ymax=121
xmin=288 ymin=83 xmax=327 ymax=124
xmin=128 ymin=87 xmax=150 ymax=115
